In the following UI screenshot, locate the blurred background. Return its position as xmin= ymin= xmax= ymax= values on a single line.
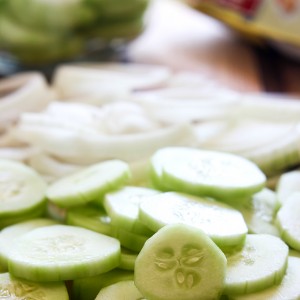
xmin=1 ymin=0 xmax=300 ymax=94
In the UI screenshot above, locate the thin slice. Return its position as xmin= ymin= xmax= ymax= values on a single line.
xmin=0 ymin=159 xmax=47 ymax=221
xmin=0 ymin=272 xmax=69 ymax=300
xmin=72 ymin=268 xmax=133 ymax=300
xmin=95 ymin=280 xmax=143 ymax=300
xmin=139 ymin=191 xmax=248 ymax=249
xmin=235 ymin=188 xmax=280 ymax=236
xmin=104 ymin=186 xmax=159 ymax=235
xmin=230 ymin=256 xmax=300 ymax=300
xmin=276 ymin=170 xmax=300 ymax=206
xmin=7 ymin=224 xmax=120 ymax=282
xmin=224 ymin=234 xmax=288 ymax=296
xmin=46 ymin=159 xmax=131 ymax=208
xmin=150 ymin=147 xmax=266 ymax=202
xmin=66 ymin=204 xmax=112 ymax=236
xmin=0 ymin=218 xmax=58 ymax=269
xmin=134 ymin=223 xmax=227 ymax=300
xmin=276 ymin=193 xmax=300 ymax=251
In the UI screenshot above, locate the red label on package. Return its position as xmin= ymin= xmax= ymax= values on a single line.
xmin=214 ymin=0 xmax=262 ymax=15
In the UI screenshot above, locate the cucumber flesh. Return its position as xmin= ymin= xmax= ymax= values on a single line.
xmin=46 ymin=159 xmax=131 ymax=208
xmin=66 ymin=204 xmax=112 ymax=236
xmin=0 ymin=272 xmax=69 ymax=300
xmin=7 ymin=224 xmax=121 ymax=282
xmin=234 ymin=188 xmax=280 ymax=236
xmin=150 ymin=147 xmax=266 ymax=202
xmin=229 ymin=256 xmax=300 ymax=300
xmin=224 ymin=234 xmax=289 ymax=296
xmin=276 ymin=170 xmax=300 ymax=206
xmin=72 ymin=268 xmax=133 ymax=300
xmin=119 ymin=247 xmax=138 ymax=271
xmin=139 ymin=191 xmax=248 ymax=249
xmin=104 ymin=185 xmax=159 ymax=236
xmin=134 ymin=223 xmax=227 ymax=300
xmin=0 ymin=159 xmax=47 ymax=217
xmin=95 ymin=280 xmax=143 ymax=299
xmin=0 ymin=218 xmax=58 ymax=269
xmin=276 ymin=193 xmax=300 ymax=251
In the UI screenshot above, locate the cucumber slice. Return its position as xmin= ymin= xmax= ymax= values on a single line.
xmin=229 ymin=256 xmax=300 ymax=300
xmin=0 ymin=159 xmax=47 ymax=218
xmin=276 ymin=170 xmax=300 ymax=206
xmin=224 ymin=234 xmax=288 ymax=296
xmin=134 ymin=223 xmax=227 ymax=300
xmin=72 ymin=268 xmax=133 ymax=300
xmin=46 ymin=159 xmax=131 ymax=208
xmin=0 ymin=218 xmax=58 ymax=269
xmin=66 ymin=204 xmax=112 ymax=236
xmin=7 ymin=0 xmax=96 ymax=32
xmin=234 ymin=188 xmax=280 ymax=236
xmin=150 ymin=147 xmax=266 ymax=201
xmin=139 ymin=191 xmax=248 ymax=249
xmin=7 ymin=224 xmax=121 ymax=281
xmin=95 ymin=280 xmax=143 ymax=299
xmin=119 ymin=247 xmax=138 ymax=271
xmin=112 ymin=226 xmax=149 ymax=252
xmin=0 ymin=272 xmax=68 ymax=300
xmin=276 ymin=193 xmax=300 ymax=251
xmin=104 ymin=186 xmax=159 ymax=236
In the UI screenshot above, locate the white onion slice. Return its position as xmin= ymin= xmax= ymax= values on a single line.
xmin=28 ymin=153 xmax=82 ymax=179
xmin=130 ymin=87 xmax=241 ymax=124
xmin=239 ymin=93 xmax=300 ymax=122
xmin=52 ymin=63 xmax=172 ymax=104
xmin=0 ymin=72 xmax=54 ymax=130
xmin=14 ymin=122 xmax=196 ymax=165
xmin=0 ymin=146 xmax=39 ymax=162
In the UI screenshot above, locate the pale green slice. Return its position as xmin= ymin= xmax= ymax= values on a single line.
xmin=0 ymin=159 xmax=47 ymax=218
xmin=0 ymin=272 xmax=69 ymax=300
xmin=104 ymin=185 xmax=158 ymax=236
xmin=134 ymin=223 xmax=227 ymax=300
xmin=7 ymin=224 xmax=120 ymax=282
xmin=72 ymin=268 xmax=133 ymax=300
xmin=0 ymin=218 xmax=58 ymax=269
xmin=112 ymin=226 xmax=149 ymax=252
xmin=46 ymin=159 xmax=131 ymax=208
xmin=119 ymin=247 xmax=138 ymax=271
xmin=95 ymin=280 xmax=143 ymax=300
xmin=150 ymin=147 xmax=266 ymax=201
xmin=276 ymin=193 xmax=300 ymax=251
xmin=224 ymin=234 xmax=288 ymax=296
xmin=276 ymin=170 xmax=300 ymax=206
xmin=139 ymin=191 xmax=248 ymax=249
xmin=229 ymin=256 xmax=300 ymax=300
xmin=235 ymin=188 xmax=280 ymax=236
xmin=66 ymin=204 xmax=112 ymax=236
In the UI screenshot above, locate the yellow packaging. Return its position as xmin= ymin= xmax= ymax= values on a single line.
xmin=186 ymin=0 xmax=300 ymax=59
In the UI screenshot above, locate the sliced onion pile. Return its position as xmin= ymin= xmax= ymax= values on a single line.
xmin=0 ymin=62 xmax=300 ymax=181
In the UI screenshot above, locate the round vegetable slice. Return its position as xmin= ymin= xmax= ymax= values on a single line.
xmin=7 ymin=224 xmax=121 ymax=282
xmin=0 ymin=272 xmax=69 ymax=300
xmin=0 ymin=159 xmax=47 ymax=219
xmin=150 ymin=147 xmax=266 ymax=201
xmin=230 ymin=256 xmax=300 ymax=300
xmin=139 ymin=191 xmax=248 ymax=249
xmin=134 ymin=223 xmax=227 ymax=300
xmin=276 ymin=193 xmax=300 ymax=251
xmin=72 ymin=268 xmax=133 ymax=300
xmin=224 ymin=234 xmax=288 ymax=296
xmin=46 ymin=159 xmax=131 ymax=208
xmin=95 ymin=280 xmax=143 ymax=300
xmin=104 ymin=186 xmax=159 ymax=235
xmin=0 ymin=218 xmax=58 ymax=269
xmin=66 ymin=204 xmax=112 ymax=236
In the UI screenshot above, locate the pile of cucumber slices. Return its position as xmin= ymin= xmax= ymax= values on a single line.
xmin=0 ymin=146 xmax=300 ymax=299
xmin=0 ymin=0 xmax=148 ymax=65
